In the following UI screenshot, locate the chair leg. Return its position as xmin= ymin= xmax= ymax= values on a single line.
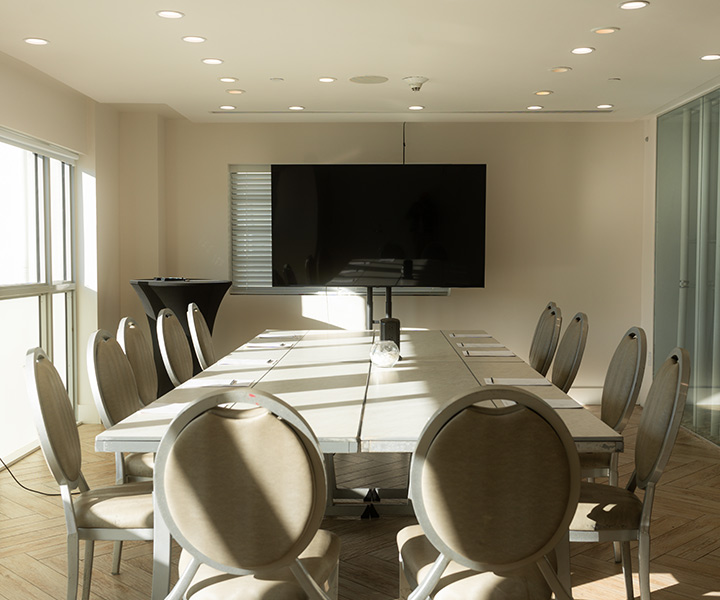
xmin=327 ymin=561 xmax=339 ymax=600
xmin=324 ymin=453 xmax=338 ymax=511
xmin=639 ymin=531 xmax=651 ymax=600
xmin=621 ymin=541 xmax=634 ymax=600
xmin=111 ymin=540 xmax=123 ymax=574
xmin=399 ymin=562 xmax=412 ymax=600
xmin=609 ymin=457 xmax=622 ymax=563
xmin=81 ymin=540 xmax=94 ymax=600
xmin=555 ymin=531 xmax=571 ymax=592
xmin=67 ymin=533 xmax=80 ymax=600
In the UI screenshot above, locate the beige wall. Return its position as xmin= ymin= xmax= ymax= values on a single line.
xmin=0 ymin=52 xmax=89 ymax=154
xmin=0 ymin=48 xmax=651 ymax=411
xmin=131 ymin=118 xmax=648 ymax=400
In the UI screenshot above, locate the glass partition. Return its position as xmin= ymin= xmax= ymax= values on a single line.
xmin=656 ymin=87 xmax=720 ymax=443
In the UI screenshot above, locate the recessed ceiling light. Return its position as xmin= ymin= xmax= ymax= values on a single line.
xmin=318 ymin=77 xmax=336 ymax=83
xmin=572 ymin=47 xmax=595 ymax=55
xmin=408 ymin=105 xmax=424 ymax=111
xmin=608 ymin=77 xmax=622 ymax=81
xmin=701 ymin=54 xmax=720 ymax=61
xmin=182 ymin=36 xmax=206 ymax=43
xmin=550 ymin=66 xmax=573 ymax=73
xmin=349 ymin=75 xmax=389 ymax=84
xmin=597 ymin=104 xmax=614 ymax=109
xmin=288 ymin=106 xmax=305 ymax=111
xmin=226 ymin=89 xmax=245 ymax=94
xmin=527 ymin=105 xmax=543 ymax=111
xmin=157 ymin=10 xmax=184 ymax=18
xmin=593 ymin=27 xmax=620 ymax=34
xmin=219 ymin=105 xmax=235 ymax=110
xmin=270 ymin=77 xmax=285 ymax=82
xmin=202 ymin=58 xmax=223 ymax=65
xmin=24 ymin=38 xmax=49 ymax=45
xmin=219 ymin=77 xmax=238 ymax=83
xmin=535 ymin=90 xmax=553 ymax=96
xmin=619 ymin=1 xmax=649 ymax=9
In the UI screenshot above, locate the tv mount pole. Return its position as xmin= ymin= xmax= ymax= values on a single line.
xmin=365 ymin=286 xmax=393 ymax=330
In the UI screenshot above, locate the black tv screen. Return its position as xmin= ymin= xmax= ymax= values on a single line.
xmin=271 ymin=164 xmax=486 ymax=289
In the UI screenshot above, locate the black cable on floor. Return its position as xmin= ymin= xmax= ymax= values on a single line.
xmin=0 ymin=454 xmax=62 ymax=497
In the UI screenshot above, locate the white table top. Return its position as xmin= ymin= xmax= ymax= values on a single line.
xmin=95 ymin=328 xmax=621 ymax=455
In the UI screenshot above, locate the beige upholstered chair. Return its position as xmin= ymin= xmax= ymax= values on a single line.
xmin=25 ymin=347 xmax=154 ymax=600
xmin=87 ymin=329 xmax=154 ymax=483
xmin=528 ymin=302 xmax=562 ymax=376
xmin=157 ymin=307 xmax=194 ymax=387
xmin=154 ymin=387 xmax=341 ymax=600
xmin=117 ymin=316 xmax=158 ymax=406
xmin=397 ymin=386 xmax=580 ymax=600
xmin=550 ymin=312 xmax=589 ymax=393
xmin=86 ymin=329 xmax=155 ymax=574
xmin=569 ymin=347 xmax=690 ymax=600
xmin=580 ymin=326 xmax=647 ymax=484
xmin=187 ymin=302 xmax=217 ymax=370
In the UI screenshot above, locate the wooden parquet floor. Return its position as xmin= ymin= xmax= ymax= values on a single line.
xmin=1 ymin=406 xmax=719 ymax=599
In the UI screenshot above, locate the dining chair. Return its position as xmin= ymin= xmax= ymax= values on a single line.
xmin=156 ymin=307 xmax=194 ymax=387
xmin=117 ymin=316 xmax=158 ymax=406
xmin=397 ymin=386 xmax=580 ymax=600
xmin=580 ymin=326 xmax=647 ymax=485
xmin=154 ymin=386 xmax=340 ymax=599
xmin=550 ymin=312 xmax=589 ymax=393
xmin=187 ymin=302 xmax=216 ymax=370
xmin=25 ymin=347 xmax=154 ymax=600
xmin=569 ymin=346 xmax=690 ymax=600
xmin=87 ymin=329 xmax=155 ymax=483
xmin=528 ymin=302 xmax=562 ymax=376
xmin=87 ymin=329 xmax=155 ymax=573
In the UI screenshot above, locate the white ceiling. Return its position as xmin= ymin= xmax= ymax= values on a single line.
xmin=1 ymin=0 xmax=719 ymax=123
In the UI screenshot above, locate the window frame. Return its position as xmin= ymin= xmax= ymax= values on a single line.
xmin=0 ymin=127 xmax=78 ymax=406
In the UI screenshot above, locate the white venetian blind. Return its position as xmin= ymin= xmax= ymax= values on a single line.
xmin=230 ymin=166 xmax=272 ymax=289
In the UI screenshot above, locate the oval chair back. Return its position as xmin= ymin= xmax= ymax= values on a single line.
xmin=154 ymin=387 xmax=337 ymax=599
xmin=405 ymin=386 xmax=580 ymax=600
xmin=551 ymin=312 xmax=589 ymax=393
xmin=601 ymin=326 xmax=647 ymax=433
xmin=528 ymin=302 xmax=562 ymax=376
xmin=87 ymin=329 xmax=142 ymax=428
xmin=157 ymin=308 xmax=194 ymax=387
xmin=187 ymin=302 xmax=216 ymax=370
xmin=117 ymin=316 xmax=158 ymax=406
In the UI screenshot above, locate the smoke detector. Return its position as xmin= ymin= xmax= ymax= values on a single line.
xmin=403 ymin=76 xmax=428 ymax=92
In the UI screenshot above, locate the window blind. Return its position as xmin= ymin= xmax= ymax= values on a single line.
xmin=230 ymin=167 xmax=272 ymax=289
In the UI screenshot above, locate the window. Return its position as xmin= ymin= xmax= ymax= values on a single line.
xmin=230 ymin=166 xmax=272 ymax=290
xmin=0 ymin=127 xmax=77 ymax=463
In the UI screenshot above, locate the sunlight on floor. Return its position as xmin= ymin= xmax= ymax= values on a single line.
xmin=573 ymin=572 xmax=680 ymax=597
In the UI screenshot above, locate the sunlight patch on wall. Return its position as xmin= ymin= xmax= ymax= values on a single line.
xmin=301 ymin=292 xmax=366 ymax=330
xmin=80 ymin=171 xmax=97 ymax=292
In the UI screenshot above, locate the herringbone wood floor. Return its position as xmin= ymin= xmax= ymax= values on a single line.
xmin=1 ymin=406 xmax=719 ymax=599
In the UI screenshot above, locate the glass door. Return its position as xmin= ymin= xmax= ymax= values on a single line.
xmin=655 ymin=88 xmax=720 ymax=443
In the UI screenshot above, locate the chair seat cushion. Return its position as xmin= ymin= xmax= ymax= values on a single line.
xmin=125 ymin=451 xmax=155 ymax=478
xmin=397 ymin=525 xmax=553 ymax=600
xmin=178 ymin=529 xmax=340 ymax=599
xmin=570 ymin=482 xmax=642 ymax=532
xmin=74 ymin=481 xmax=154 ymax=529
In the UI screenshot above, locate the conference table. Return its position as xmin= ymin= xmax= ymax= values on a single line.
xmin=95 ymin=328 xmax=622 ymax=599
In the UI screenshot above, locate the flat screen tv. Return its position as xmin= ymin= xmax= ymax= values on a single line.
xmin=271 ymin=164 xmax=486 ymax=289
